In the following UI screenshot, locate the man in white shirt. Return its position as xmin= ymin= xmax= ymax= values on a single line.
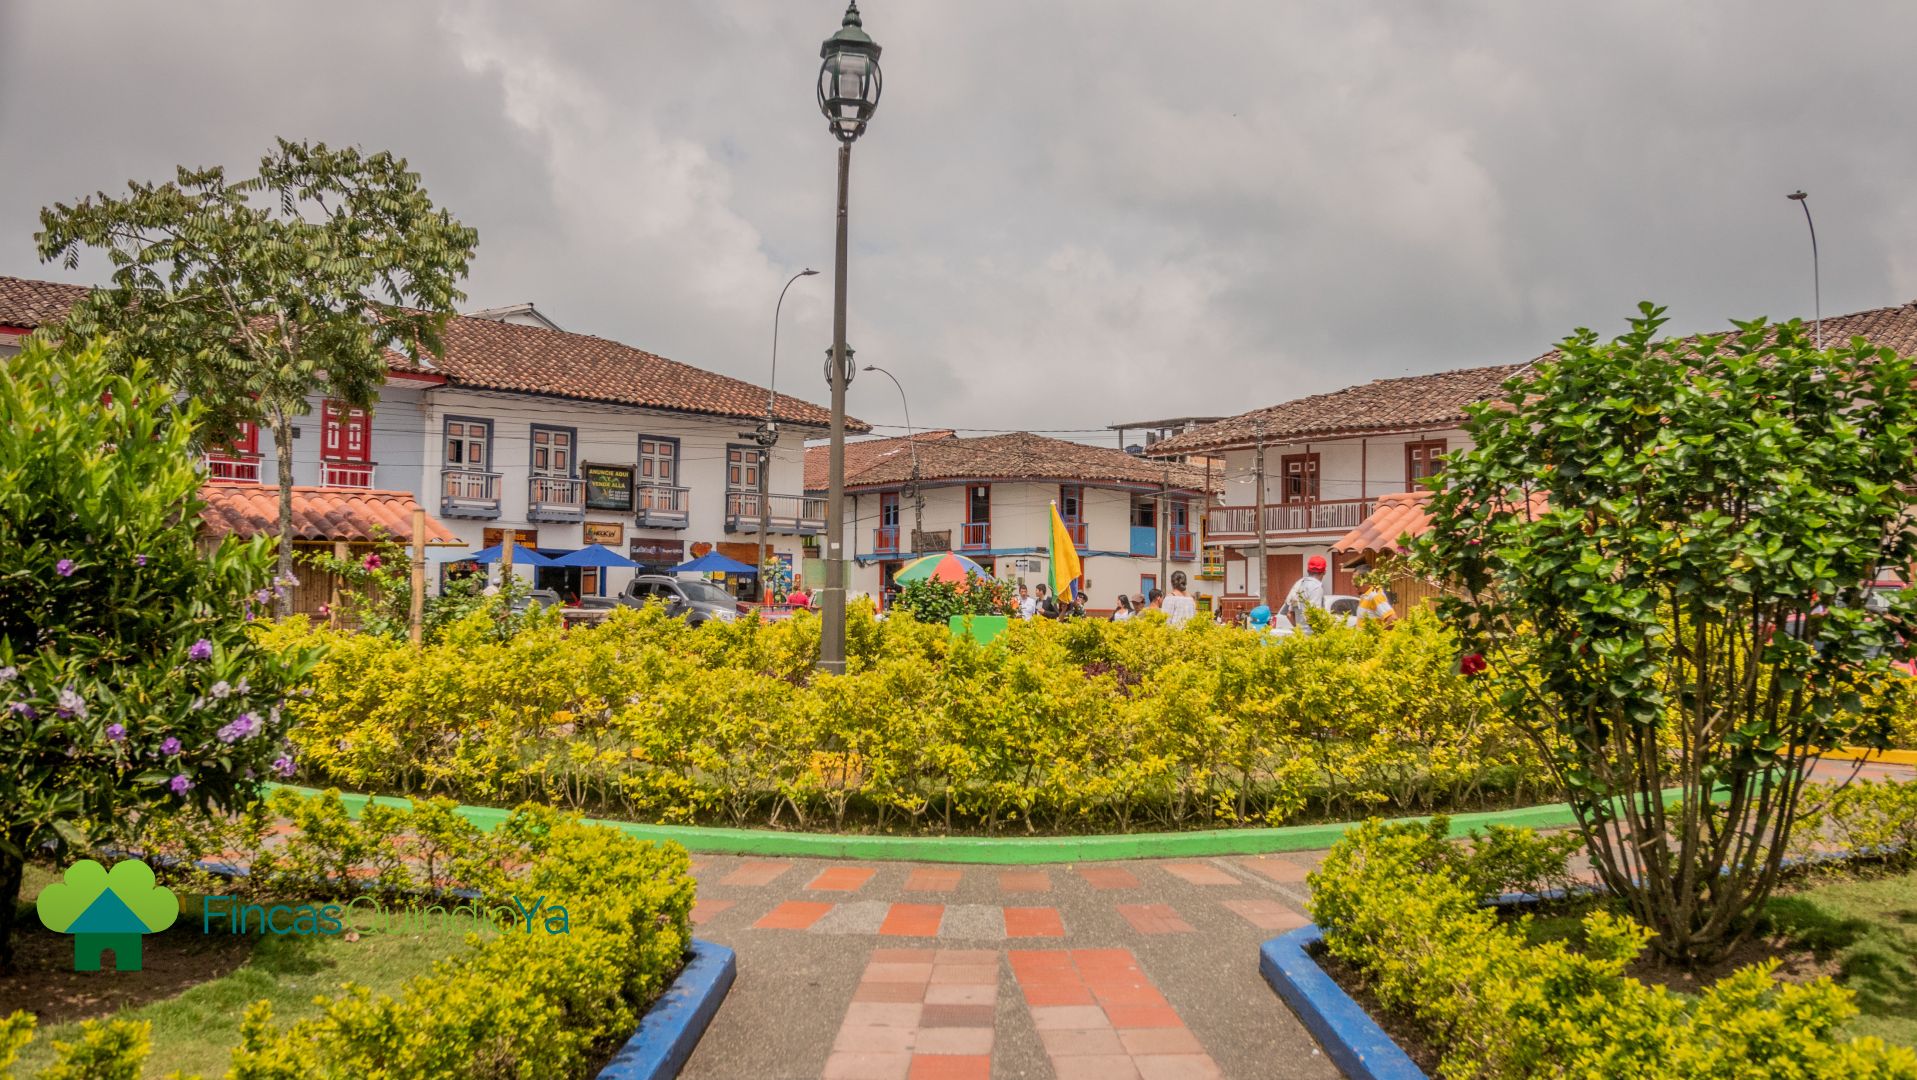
xmin=1162 ymin=571 xmax=1198 ymax=627
xmin=1017 ymin=582 xmax=1038 ymax=620
xmin=1280 ymin=555 xmax=1330 ymax=633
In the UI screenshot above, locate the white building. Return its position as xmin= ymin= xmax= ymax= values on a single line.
xmin=806 ymin=430 xmax=1216 ymax=614
xmin=0 ymin=276 xmax=855 ymax=602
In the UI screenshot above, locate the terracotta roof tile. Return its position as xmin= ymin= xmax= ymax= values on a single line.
xmin=199 ymin=485 xmax=463 ymax=545
xmin=803 ymin=430 xmax=958 ymax=490
xmin=0 ymin=274 xmax=854 ymax=429
xmin=809 ymin=430 xmax=1217 ymax=493
xmin=1331 ymin=489 xmax=1549 ymax=554
xmin=1151 ymin=300 xmax=1917 ymax=457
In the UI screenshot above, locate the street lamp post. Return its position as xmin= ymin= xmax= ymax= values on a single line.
xmin=1787 ymin=191 xmax=1822 ymax=348
xmin=863 ymin=364 xmax=922 ymax=552
xmin=756 ymin=268 xmax=820 ymax=602
xmin=817 ymin=0 xmax=882 ymax=674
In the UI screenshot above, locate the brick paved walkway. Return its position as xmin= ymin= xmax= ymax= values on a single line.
xmin=679 ymin=850 xmax=1339 ymax=1080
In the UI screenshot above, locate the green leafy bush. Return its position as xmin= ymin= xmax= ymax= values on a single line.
xmin=0 ymin=338 xmax=320 ymax=969
xmin=1789 ymin=779 xmax=1917 ymax=868
xmin=891 ymin=572 xmax=1018 ymax=623
xmin=256 ymin=603 xmax=1544 ymax=833
xmin=1309 ymin=818 xmax=1917 ymax=1078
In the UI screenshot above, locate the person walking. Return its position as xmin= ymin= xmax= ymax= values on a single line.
xmin=1280 ymin=555 xmax=1330 ymax=634
xmin=1111 ymin=594 xmax=1134 ymax=621
xmin=1018 ymin=582 xmax=1037 ymax=620
xmin=1351 ymin=563 xmax=1397 ymax=624
xmin=1162 ymin=571 xmax=1197 ymax=627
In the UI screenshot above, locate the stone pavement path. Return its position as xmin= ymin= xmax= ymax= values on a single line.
xmin=678 ymin=849 xmax=1340 ymax=1080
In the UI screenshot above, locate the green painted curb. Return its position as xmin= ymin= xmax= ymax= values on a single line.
xmin=264 ymin=783 xmax=1607 ymax=864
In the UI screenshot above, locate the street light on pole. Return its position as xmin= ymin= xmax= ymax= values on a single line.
xmin=756 ymin=268 xmax=819 ymax=602
xmin=862 ymin=364 xmax=922 ymax=552
xmin=817 ymin=0 xmax=882 ymax=674
xmin=1787 ymin=190 xmax=1822 ymax=349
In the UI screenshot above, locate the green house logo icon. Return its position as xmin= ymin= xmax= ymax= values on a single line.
xmin=35 ymin=859 xmax=179 ymax=972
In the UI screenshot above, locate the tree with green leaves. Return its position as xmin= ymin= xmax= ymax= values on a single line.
xmin=36 ymin=139 xmax=478 ymax=615
xmin=1417 ymin=304 xmax=1917 ymax=964
xmin=0 ymin=338 xmax=318 ymax=971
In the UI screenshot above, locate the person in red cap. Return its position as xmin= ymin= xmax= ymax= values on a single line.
xmin=1280 ymin=554 xmax=1330 ymax=633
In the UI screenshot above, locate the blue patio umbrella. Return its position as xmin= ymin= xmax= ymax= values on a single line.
xmin=668 ymin=551 xmax=757 ymax=575
xmin=548 ymin=543 xmax=639 ymax=569
xmin=466 ymin=542 xmax=554 ymax=566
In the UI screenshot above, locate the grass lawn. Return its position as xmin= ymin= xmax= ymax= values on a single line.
xmin=9 ymin=864 xmax=489 ymax=1077
xmin=1767 ymin=866 xmax=1917 ymax=1047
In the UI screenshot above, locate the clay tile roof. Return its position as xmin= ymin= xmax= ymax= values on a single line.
xmin=810 ymin=430 xmax=1218 ymax=493
xmin=0 ymin=274 xmax=854 ymax=430
xmin=198 ymin=485 xmax=464 ymax=545
xmin=1149 ymin=363 xmax=1530 ymax=457
xmin=804 ymin=430 xmax=959 ymax=490
xmin=1331 ymin=488 xmax=1550 ymax=555
xmin=0 ymin=275 xmax=89 ymax=329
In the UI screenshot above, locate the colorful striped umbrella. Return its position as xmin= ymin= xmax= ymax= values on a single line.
xmin=892 ymin=552 xmax=986 ymax=585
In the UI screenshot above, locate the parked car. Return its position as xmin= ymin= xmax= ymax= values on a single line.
xmin=514 ymin=588 xmax=562 ymax=612
xmin=616 ymin=575 xmax=746 ymax=626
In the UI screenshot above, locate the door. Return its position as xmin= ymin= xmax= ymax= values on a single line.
xmin=1405 ymin=439 xmax=1448 ymax=490
xmin=1279 ymin=454 xmax=1319 ymax=503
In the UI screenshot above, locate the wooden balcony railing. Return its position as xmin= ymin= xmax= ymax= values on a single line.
xmin=321 ymin=461 xmax=375 ymax=488
xmin=528 ymin=475 xmax=584 ymax=522
xmin=637 ymin=483 xmax=691 ymax=529
xmin=874 ymin=525 xmax=901 ymax=553
xmin=204 ymin=455 xmax=261 ymax=484
xmin=725 ymin=491 xmax=826 ymax=535
xmin=961 ymin=522 xmax=991 ymax=550
xmin=441 ymin=469 xmax=501 ymax=518
xmin=1170 ymin=528 xmax=1196 ymax=560
xmin=1205 ymin=498 xmax=1375 ymax=537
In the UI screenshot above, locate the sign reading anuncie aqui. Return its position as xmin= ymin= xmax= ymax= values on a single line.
xmin=583 ymin=463 xmax=635 ymax=512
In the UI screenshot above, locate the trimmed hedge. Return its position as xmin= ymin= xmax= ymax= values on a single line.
xmin=257 ymin=603 xmax=1551 ymax=833
xmin=2 ymin=792 xmax=695 ymax=1079
xmin=1308 ymin=817 xmax=1917 ymax=1079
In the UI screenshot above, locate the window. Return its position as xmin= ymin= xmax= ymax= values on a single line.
xmin=213 ymin=420 xmax=259 ymax=457
xmin=1170 ymin=498 xmax=1190 ymax=531
xmin=1059 ymin=484 xmax=1084 ymax=521
xmin=1130 ymin=496 xmax=1157 ymax=528
xmin=879 ymin=492 xmax=901 ymax=528
xmin=726 ymin=445 xmax=761 ymax=490
xmin=967 ymin=484 xmax=991 ymax=523
xmin=1280 ymin=453 xmax=1319 ymax=503
xmin=445 ymin=418 xmax=491 ymax=470
xmin=1406 ymin=439 xmax=1448 ymax=488
xmin=638 ymin=437 xmax=678 ymax=485
xmin=531 ymin=426 xmax=574 ymax=476
xmin=1140 ymin=574 xmax=1158 ymax=596
xmin=322 ymin=402 xmax=370 ymax=462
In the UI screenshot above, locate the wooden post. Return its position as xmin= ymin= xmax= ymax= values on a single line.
xmin=409 ymin=508 xmax=426 ymax=645
xmin=330 ymin=539 xmax=347 ymax=628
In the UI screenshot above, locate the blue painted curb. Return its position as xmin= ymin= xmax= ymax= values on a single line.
xmin=1259 ymin=926 xmax=1425 ymax=1080
xmin=596 ymin=939 xmax=737 ymax=1080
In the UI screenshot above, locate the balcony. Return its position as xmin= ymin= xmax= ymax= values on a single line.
xmin=961 ymin=522 xmax=991 ymax=550
xmin=441 ymin=469 xmax=501 ymax=519
xmin=1062 ymin=520 xmax=1086 ymax=548
xmin=1170 ymin=528 xmax=1196 ymax=561
xmin=636 ymin=483 xmax=691 ymax=529
xmin=205 ymin=455 xmax=261 ymax=484
xmin=1205 ymin=498 xmax=1375 ymax=541
xmin=874 ymin=525 xmax=901 ymax=553
xmin=725 ymin=491 xmax=825 ymax=535
xmin=1198 ymin=547 xmax=1226 ymax=580
xmin=321 ymin=461 xmax=375 ymax=488
xmin=528 ymin=475 xmax=584 ymax=523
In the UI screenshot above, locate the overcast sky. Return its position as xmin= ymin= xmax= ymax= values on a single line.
xmin=4 ymin=2 xmax=1914 ymax=440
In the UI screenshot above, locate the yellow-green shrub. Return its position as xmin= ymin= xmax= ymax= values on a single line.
xmin=1309 ymin=818 xmax=1917 ymax=1079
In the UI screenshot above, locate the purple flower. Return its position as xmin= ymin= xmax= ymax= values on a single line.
xmin=55 ymin=687 xmax=86 ymax=719
xmin=9 ymin=701 xmax=34 ymax=718
xmin=209 ymin=680 xmax=232 ymax=700
xmin=273 ymin=755 xmax=297 ymax=777
xmin=56 ymin=559 xmax=75 ymax=577
xmin=168 ymin=774 xmax=193 ymax=794
xmin=217 ymin=712 xmax=259 ymax=744
xmin=105 ymin=723 xmax=126 ymax=742
xmin=135 ymin=555 xmax=148 ymax=567
xmin=188 ymin=639 xmax=213 ymax=661
xmin=253 ymin=588 xmax=272 ymax=604
xmin=159 ymin=736 xmax=182 ymax=756
xmin=0 ymin=667 xmax=15 ymax=683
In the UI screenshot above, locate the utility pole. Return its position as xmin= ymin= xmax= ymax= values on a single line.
xmin=1254 ymin=423 xmax=1268 ymax=605
xmin=758 ymin=268 xmax=819 ymax=604
xmin=1158 ymin=457 xmax=1170 ymax=592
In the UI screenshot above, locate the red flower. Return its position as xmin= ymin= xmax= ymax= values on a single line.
xmin=362 ymin=553 xmax=383 ymax=571
xmin=1459 ymin=652 xmax=1488 ymax=677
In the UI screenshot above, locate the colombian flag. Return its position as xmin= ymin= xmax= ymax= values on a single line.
xmin=1047 ymin=501 xmax=1083 ymax=603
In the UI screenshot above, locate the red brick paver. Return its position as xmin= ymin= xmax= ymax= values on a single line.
xmin=1077 ymin=867 xmax=1141 ymax=890
xmin=824 ymin=947 xmax=1001 ymax=1080
xmin=881 ymin=903 xmax=946 ymax=937
xmin=904 ymin=868 xmax=963 ymax=893
xmin=1003 ymin=906 xmax=1066 ymax=938
xmin=1221 ymin=898 xmax=1308 ymax=932
xmin=811 ymin=866 xmax=880 ymax=892
xmin=997 ymin=869 xmax=1051 ymax=892
xmin=1159 ymin=862 xmax=1238 ymax=886
xmin=720 ymin=859 xmax=793 ymax=887
xmin=1009 ymin=948 xmax=1221 ymax=1079
xmin=754 ymin=900 xmax=835 ymax=930
xmin=1237 ymin=855 xmax=1311 ymax=884
xmin=690 ymin=898 xmax=734 ymax=925
xmin=1115 ymin=904 xmax=1194 ymax=935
